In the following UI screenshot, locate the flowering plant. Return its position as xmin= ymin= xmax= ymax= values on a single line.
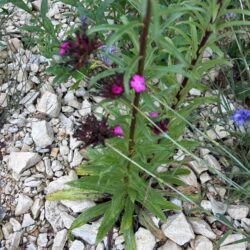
xmin=7 ymin=0 xmax=250 ymax=248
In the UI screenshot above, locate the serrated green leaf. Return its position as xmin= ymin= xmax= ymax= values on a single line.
xmin=120 ymin=198 xmax=134 ymax=232
xmin=45 ymin=189 xmax=103 ymax=201
xmin=124 ymin=227 xmax=136 ymax=250
xmin=96 ymin=193 xmax=125 ymax=244
xmin=41 ymin=0 xmax=48 ymax=18
xmin=19 ymin=25 xmax=43 ymax=33
xmin=70 ymin=202 xmax=111 ymax=231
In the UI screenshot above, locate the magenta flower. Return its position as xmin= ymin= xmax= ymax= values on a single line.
xmin=111 ymin=84 xmax=123 ymax=95
xmin=148 ymin=112 xmax=159 ymax=117
xmin=130 ymin=74 xmax=146 ymax=93
xmin=113 ymin=126 xmax=124 ymax=137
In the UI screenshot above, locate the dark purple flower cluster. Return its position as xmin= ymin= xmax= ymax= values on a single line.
xmin=59 ymin=27 xmax=101 ymax=69
xmin=74 ymin=114 xmax=123 ymax=147
xmin=147 ymin=112 xmax=169 ymax=134
xmin=230 ymin=109 xmax=250 ymax=125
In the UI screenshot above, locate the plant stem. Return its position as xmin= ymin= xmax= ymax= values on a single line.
xmin=128 ymin=0 xmax=151 ymax=162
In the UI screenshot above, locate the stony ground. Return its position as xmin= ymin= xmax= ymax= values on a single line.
xmin=0 ymin=1 xmax=250 ymax=250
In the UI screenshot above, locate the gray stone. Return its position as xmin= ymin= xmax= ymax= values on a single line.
xmin=2 ymin=222 xmax=13 ymax=239
xmin=69 ymin=240 xmax=85 ymax=250
xmin=210 ymin=198 xmax=227 ymax=215
xmin=162 ymin=213 xmax=195 ymax=246
xmin=31 ymin=120 xmax=54 ymax=147
xmin=194 ymin=235 xmax=213 ymax=250
xmin=31 ymin=198 xmax=43 ymax=219
xmin=241 ymin=218 xmax=250 ymax=233
xmin=189 ymin=160 xmax=208 ymax=175
xmin=37 ymin=91 xmax=61 ymax=117
xmin=9 ymin=218 xmax=21 ymax=232
xmin=22 ymin=213 xmax=35 ymax=228
xmin=7 ymin=231 xmax=23 ymax=250
xmin=227 ymin=205 xmax=249 ymax=220
xmin=62 ymin=200 xmax=95 ymax=214
xmin=37 ymin=233 xmax=48 ymax=247
xmin=52 ymin=229 xmax=67 ymax=250
xmin=158 ymin=240 xmax=181 ymax=250
xmin=220 ymin=234 xmax=247 ymax=250
xmin=0 ymin=93 xmax=7 ymax=107
xmin=204 ymin=155 xmax=222 ymax=172
xmin=188 ymin=217 xmax=216 ymax=240
xmin=70 ymin=149 xmax=83 ymax=167
xmin=72 ymin=223 xmax=100 ymax=245
xmin=179 ymin=167 xmax=199 ymax=188
xmin=15 ymin=194 xmax=33 ymax=216
xmin=135 ymin=227 xmax=156 ymax=250
xmin=9 ymin=152 xmax=41 ymax=175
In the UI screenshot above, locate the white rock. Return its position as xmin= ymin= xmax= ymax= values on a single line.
xmin=79 ymin=99 xmax=92 ymax=116
xmin=52 ymin=229 xmax=67 ymax=250
xmin=227 ymin=205 xmax=249 ymax=220
xmin=9 ymin=218 xmax=21 ymax=232
xmin=135 ymin=228 xmax=156 ymax=250
xmin=158 ymin=240 xmax=181 ymax=250
xmin=0 ymin=92 xmax=7 ymax=107
xmin=60 ymin=211 xmax=74 ymax=229
xmin=189 ymin=88 xmax=201 ymax=96
xmin=188 ymin=217 xmax=216 ymax=240
xmin=201 ymin=200 xmax=212 ymax=211
xmin=2 ymin=222 xmax=13 ymax=239
xmin=62 ymin=200 xmax=95 ymax=213
xmin=9 ymin=152 xmax=41 ymax=175
xmin=31 ymin=120 xmax=54 ymax=148
xmin=37 ymin=91 xmax=61 ymax=117
xmin=70 ymin=149 xmax=83 ymax=167
xmin=26 ymin=243 xmax=37 ymax=250
xmin=200 ymin=172 xmax=211 ymax=184
xmin=70 ymin=135 xmax=82 ymax=150
xmin=59 ymin=114 xmax=73 ymax=134
xmin=22 ymin=214 xmax=35 ymax=228
xmin=241 ymin=218 xmax=250 ymax=233
xmin=37 ymin=233 xmax=48 ymax=247
xmin=31 ymin=198 xmax=43 ymax=219
xmin=204 ymin=155 xmax=222 ymax=172
xmin=51 ymin=160 xmax=63 ymax=172
xmin=20 ymin=91 xmax=39 ymax=105
xmin=45 ymin=201 xmax=64 ymax=232
xmin=162 ymin=213 xmax=195 ymax=245
xmin=46 ymin=175 xmax=76 ymax=193
xmin=7 ymin=231 xmax=23 ymax=250
xmin=220 ymin=234 xmax=247 ymax=250
xmin=64 ymin=92 xmax=81 ymax=109
xmin=189 ymin=160 xmax=208 ymax=175
xmin=210 ymin=198 xmax=227 ymax=215
xmin=194 ymin=235 xmax=213 ymax=250
xmin=69 ymin=240 xmax=85 ymax=250
xmin=59 ymin=144 xmax=69 ymax=156
xmin=214 ymin=125 xmax=229 ymax=139
xmin=178 ymin=167 xmax=199 ymax=188
xmin=72 ymin=223 xmax=99 ymax=245
xmin=15 ymin=194 xmax=33 ymax=216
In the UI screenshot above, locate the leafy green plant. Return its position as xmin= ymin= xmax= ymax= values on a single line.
xmin=4 ymin=0 xmax=250 ymax=248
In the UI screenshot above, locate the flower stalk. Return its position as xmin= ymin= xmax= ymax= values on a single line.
xmin=128 ymin=0 xmax=151 ymax=160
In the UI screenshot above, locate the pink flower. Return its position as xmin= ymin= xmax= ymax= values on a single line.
xmin=148 ymin=112 xmax=159 ymax=117
xmin=130 ymin=74 xmax=146 ymax=93
xmin=60 ymin=42 xmax=70 ymax=49
xmin=113 ymin=126 xmax=123 ymax=137
xmin=111 ymin=84 xmax=123 ymax=95
xmin=59 ymin=49 xmax=66 ymax=55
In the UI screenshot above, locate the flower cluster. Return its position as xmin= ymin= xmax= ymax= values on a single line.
xmin=58 ymin=26 xmax=101 ymax=69
xmin=74 ymin=114 xmax=123 ymax=147
xmin=147 ymin=112 xmax=169 ymax=134
xmin=230 ymin=109 xmax=250 ymax=125
xmin=130 ymin=74 xmax=146 ymax=93
xmin=98 ymin=74 xmax=124 ymax=99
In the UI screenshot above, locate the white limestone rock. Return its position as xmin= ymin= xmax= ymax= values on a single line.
xmin=188 ymin=217 xmax=216 ymax=240
xmin=9 ymin=152 xmax=41 ymax=175
xmin=162 ymin=213 xmax=195 ymax=246
xmin=135 ymin=228 xmax=156 ymax=250
xmin=227 ymin=205 xmax=249 ymax=220
xmin=194 ymin=235 xmax=213 ymax=250
xmin=72 ymin=223 xmax=100 ymax=245
xmin=69 ymin=240 xmax=85 ymax=250
xmin=204 ymin=154 xmax=222 ymax=173
xmin=210 ymin=198 xmax=227 ymax=215
xmin=31 ymin=198 xmax=43 ymax=219
xmin=37 ymin=233 xmax=48 ymax=247
xmin=31 ymin=120 xmax=54 ymax=148
xmin=52 ymin=229 xmax=67 ymax=250
xmin=178 ymin=167 xmax=199 ymax=189
xmin=158 ymin=240 xmax=182 ymax=250
xmin=220 ymin=234 xmax=247 ymax=250
xmin=37 ymin=91 xmax=61 ymax=117
xmin=9 ymin=218 xmax=21 ymax=232
xmin=15 ymin=194 xmax=33 ymax=216
xmin=241 ymin=218 xmax=250 ymax=233
xmin=22 ymin=214 xmax=35 ymax=228
xmin=70 ymin=149 xmax=83 ymax=167
xmin=189 ymin=160 xmax=208 ymax=175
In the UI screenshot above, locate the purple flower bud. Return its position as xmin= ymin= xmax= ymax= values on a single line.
xmin=113 ymin=126 xmax=123 ymax=137
xmin=148 ymin=112 xmax=159 ymax=117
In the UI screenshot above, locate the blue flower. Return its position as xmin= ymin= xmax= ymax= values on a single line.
xmin=98 ymin=45 xmax=117 ymax=65
xmin=230 ymin=109 xmax=250 ymax=125
xmin=225 ymin=12 xmax=236 ymax=19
